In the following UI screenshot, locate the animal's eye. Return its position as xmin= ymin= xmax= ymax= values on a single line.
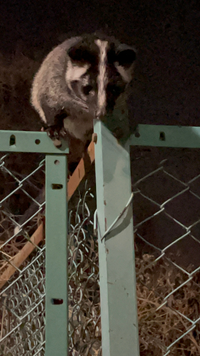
xmin=107 ymin=84 xmax=120 ymax=95
xmin=82 ymin=85 xmax=93 ymax=96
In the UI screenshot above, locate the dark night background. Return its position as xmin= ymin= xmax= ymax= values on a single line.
xmin=0 ymin=0 xmax=200 ymax=132
xmin=0 ymin=4 xmax=200 ymax=356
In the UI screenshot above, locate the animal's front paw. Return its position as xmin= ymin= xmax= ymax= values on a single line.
xmin=46 ymin=125 xmax=60 ymax=139
xmin=45 ymin=126 xmax=62 ymax=148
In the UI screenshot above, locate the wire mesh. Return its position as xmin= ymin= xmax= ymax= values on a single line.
xmin=0 ymin=152 xmax=45 ymax=356
xmin=131 ymin=146 xmax=200 ymax=356
xmin=0 ymin=250 xmax=45 ymax=356
xmin=68 ymin=181 xmax=101 ymax=356
xmin=0 ymin=153 xmax=100 ymax=356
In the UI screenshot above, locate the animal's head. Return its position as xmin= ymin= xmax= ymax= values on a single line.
xmin=65 ymin=35 xmax=136 ymax=117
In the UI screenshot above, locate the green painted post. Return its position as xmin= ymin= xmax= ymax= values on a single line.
xmin=45 ymin=154 xmax=68 ymax=356
xmin=94 ymin=121 xmax=140 ymax=356
xmin=0 ymin=131 xmax=69 ymax=356
xmin=0 ymin=130 xmax=68 ymax=153
xmin=127 ymin=124 xmax=200 ymax=148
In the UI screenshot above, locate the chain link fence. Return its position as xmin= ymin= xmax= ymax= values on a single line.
xmin=131 ymin=146 xmax=200 ymax=356
xmin=0 ymin=153 xmax=100 ymax=356
xmin=2 ymin=143 xmax=200 ymax=356
xmin=68 ymin=181 xmax=101 ymax=356
xmin=0 ymin=152 xmax=46 ymax=356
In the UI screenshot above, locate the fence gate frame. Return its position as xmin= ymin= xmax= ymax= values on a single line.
xmin=1 ymin=124 xmax=200 ymax=356
xmin=0 ymin=131 xmax=69 ymax=356
xmin=94 ymin=122 xmax=200 ymax=356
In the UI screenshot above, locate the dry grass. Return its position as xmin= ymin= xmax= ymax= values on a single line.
xmin=136 ymin=253 xmax=200 ymax=356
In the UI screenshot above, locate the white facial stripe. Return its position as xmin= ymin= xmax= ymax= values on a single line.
xmin=95 ymin=39 xmax=108 ymax=118
xmin=65 ymin=60 xmax=90 ymax=85
xmin=115 ymin=63 xmax=133 ymax=83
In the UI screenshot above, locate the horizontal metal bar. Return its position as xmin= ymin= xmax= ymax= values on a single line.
xmin=0 ymin=130 xmax=68 ymax=153
xmin=127 ymin=125 xmax=200 ymax=148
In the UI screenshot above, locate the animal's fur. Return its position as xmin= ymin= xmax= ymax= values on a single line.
xmin=14 ymin=34 xmax=136 ymax=234
xmin=31 ymin=34 xmax=136 ymax=145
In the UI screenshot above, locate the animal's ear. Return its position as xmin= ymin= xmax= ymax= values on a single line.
xmin=116 ymin=44 xmax=136 ymax=67
xmin=67 ymin=40 xmax=98 ymax=64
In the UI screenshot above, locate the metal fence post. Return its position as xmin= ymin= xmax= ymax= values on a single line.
xmin=45 ymin=154 xmax=68 ymax=356
xmin=94 ymin=121 xmax=140 ymax=356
